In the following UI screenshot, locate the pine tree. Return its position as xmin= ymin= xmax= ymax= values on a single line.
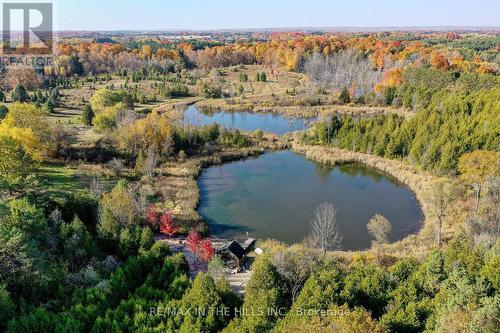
xmin=44 ymin=100 xmax=54 ymax=113
xmin=338 ymin=87 xmax=351 ymax=104
xmin=82 ymin=104 xmax=95 ymax=125
xmin=36 ymin=89 xmax=44 ymax=102
xmin=13 ymin=84 xmax=27 ymax=102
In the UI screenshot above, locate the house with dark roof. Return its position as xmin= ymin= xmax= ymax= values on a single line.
xmin=215 ymin=239 xmax=255 ymax=269
xmin=241 ymin=238 xmax=256 ymax=252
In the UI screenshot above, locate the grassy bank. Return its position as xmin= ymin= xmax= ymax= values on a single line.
xmin=195 ymin=98 xmax=412 ymax=119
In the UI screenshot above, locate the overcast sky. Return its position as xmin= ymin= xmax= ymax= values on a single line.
xmin=52 ymin=0 xmax=500 ymax=31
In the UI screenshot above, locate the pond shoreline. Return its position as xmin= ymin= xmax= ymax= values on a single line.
xmin=291 ymin=142 xmax=443 ymax=257
xmin=197 ymin=148 xmax=424 ymax=250
xmin=156 ymin=103 xmax=442 ymax=256
xmin=183 ymin=104 xmax=316 ymax=134
xmin=156 ymin=138 xmax=286 ymax=233
xmin=194 ymin=99 xmax=413 ymax=119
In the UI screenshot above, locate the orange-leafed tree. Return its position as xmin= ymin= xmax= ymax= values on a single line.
xmin=476 ymin=63 xmax=497 ymax=74
xmin=429 ymin=52 xmax=450 ymax=70
xmin=159 ymin=212 xmax=178 ymax=237
xmin=375 ymin=67 xmax=403 ymax=92
xmin=371 ymin=49 xmax=386 ymax=70
xmin=187 ymin=230 xmax=202 ymax=255
xmin=199 ymin=239 xmax=215 ymax=262
xmin=146 ymin=204 xmax=160 ymax=229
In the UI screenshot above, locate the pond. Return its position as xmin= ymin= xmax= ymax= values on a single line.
xmin=183 ymin=105 xmax=316 ymax=134
xmin=198 ymin=150 xmax=423 ymax=250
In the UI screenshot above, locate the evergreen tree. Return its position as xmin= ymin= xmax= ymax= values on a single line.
xmin=338 ymin=87 xmax=351 ymax=104
xmin=237 ymin=84 xmax=244 ymax=95
xmin=35 ymin=89 xmax=44 ymax=102
xmin=12 ymin=84 xmax=27 ymax=102
xmin=0 ymin=105 xmax=8 ymax=120
xmin=44 ymin=100 xmax=54 ymax=113
xmin=82 ymin=104 xmax=95 ymax=125
xmin=50 ymin=87 xmax=59 ymax=105
xmin=384 ymin=87 xmax=396 ymax=105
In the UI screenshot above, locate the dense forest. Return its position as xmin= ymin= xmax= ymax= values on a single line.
xmin=304 ymin=70 xmax=499 ymax=174
xmin=1 ymin=29 xmax=499 ymax=332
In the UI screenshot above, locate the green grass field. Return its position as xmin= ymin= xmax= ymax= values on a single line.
xmin=38 ymin=162 xmax=82 ymax=197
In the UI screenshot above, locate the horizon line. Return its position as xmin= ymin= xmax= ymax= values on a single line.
xmin=51 ymin=26 xmax=500 ymax=33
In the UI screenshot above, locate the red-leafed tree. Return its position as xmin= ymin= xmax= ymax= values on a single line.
xmin=187 ymin=230 xmax=202 ymax=255
xmin=199 ymin=239 xmax=215 ymax=262
xmin=159 ymin=212 xmax=178 ymax=237
xmin=146 ymin=204 xmax=160 ymax=228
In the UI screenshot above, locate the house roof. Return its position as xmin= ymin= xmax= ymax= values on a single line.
xmin=241 ymin=238 xmax=255 ymax=252
xmin=216 ymin=240 xmax=245 ymax=259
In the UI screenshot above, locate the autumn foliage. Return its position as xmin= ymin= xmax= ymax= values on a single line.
xmin=187 ymin=230 xmax=202 ymax=254
xmin=430 ymin=52 xmax=450 ymax=70
xmin=48 ymin=33 xmax=498 ymax=78
xmin=199 ymin=239 xmax=215 ymax=262
xmin=375 ymin=67 xmax=403 ymax=92
xmin=186 ymin=230 xmax=215 ymax=262
xmin=146 ymin=204 xmax=160 ymax=229
xmin=146 ymin=204 xmax=178 ymax=236
xmin=159 ymin=212 xmax=178 ymax=237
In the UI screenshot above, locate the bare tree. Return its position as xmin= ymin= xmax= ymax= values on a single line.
xmin=303 ymin=52 xmax=331 ymax=90
xmin=484 ymin=177 xmax=500 ymax=236
xmin=161 ymin=135 xmax=175 ymax=157
xmin=367 ymin=214 xmax=392 ymax=262
xmin=466 ymin=177 xmax=500 ymax=247
xmin=143 ymin=146 xmax=158 ymax=179
xmin=273 ymin=245 xmax=319 ymax=303
xmin=303 ymin=50 xmax=382 ymax=97
xmin=115 ymin=109 xmax=139 ymax=127
xmin=73 ymin=51 xmax=177 ymax=76
xmin=5 ymin=66 xmax=41 ymax=90
xmin=107 ymin=158 xmax=124 ymax=177
xmin=429 ymin=178 xmax=458 ymax=246
xmin=309 ymin=202 xmax=342 ymax=254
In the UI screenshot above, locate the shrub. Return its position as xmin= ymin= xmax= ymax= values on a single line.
xmin=239 ymin=73 xmax=248 ymax=82
xmin=219 ymin=129 xmax=250 ymax=147
xmin=166 ymin=84 xmax=189 ymax=98
xmin=0 ymin=105 xmax=9 ymax=120
xmin=200 ymin=81 xmax=222 ymax=98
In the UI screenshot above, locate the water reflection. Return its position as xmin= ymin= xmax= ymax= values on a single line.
xmin=183 ymin=105 xmax=316 ymax=134
xmin=198 ymin=150 xmax=423 ymax=250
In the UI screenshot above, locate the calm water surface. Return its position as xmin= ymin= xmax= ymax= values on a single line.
xmin=183 ymin=105 xmax=315 ymax=134
xmin=198 ymin=150 xmax=423 ymax=250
